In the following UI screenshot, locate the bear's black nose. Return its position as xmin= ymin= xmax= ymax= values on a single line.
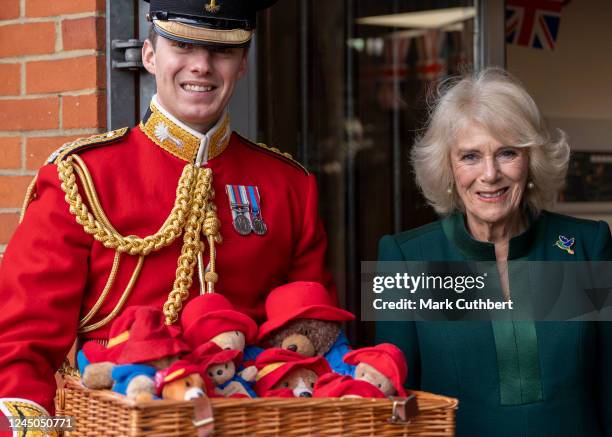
xmin=287 ymin=344 xmax=298 ymax=352
xmin=299 ymin=392 xmax=312 ymax=397
xmin=217 ymin=369 xmax=223 ymax=376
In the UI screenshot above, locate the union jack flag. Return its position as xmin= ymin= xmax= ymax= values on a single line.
xmin=414 ymin=30 xmax=447 ymax=81
xmin=506 ymin=0 xmax=564 ymax=50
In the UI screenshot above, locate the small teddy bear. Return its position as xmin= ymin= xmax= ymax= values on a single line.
xmin=312 ymin=373 xmax=386 ymax=398
xmin=195 ymin=342 xmax=256 ymax=398
xmin=257 ymin=282 xmax=356 ymax=375
xmin=155 ymin=360 xmax=209 ymax=401
xmin=181 ymin=293 xmax=260 ymax=381
xmin=79 ymin=306 xmax=188 ymax=402
xmin=254 ymin=348 xmax=331 ymax=398
xmin=343 ymin=343 xmax=408 ymax=397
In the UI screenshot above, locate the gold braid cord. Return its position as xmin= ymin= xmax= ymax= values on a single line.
xmin=19 ymin=175 xmax=38 ymax=223
xmin=57 ymin=155 xmax=193 ymax=256
xmin=55 ymin=154 xmax=221 ymax=330
xmin=163 ymin=167 xmax=220 ymax=325
xmin=203 ymin=201 xmax=222 ymax=293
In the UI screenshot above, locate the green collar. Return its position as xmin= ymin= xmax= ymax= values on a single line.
xmin=441 ymin=212 xmax=544 ymax=261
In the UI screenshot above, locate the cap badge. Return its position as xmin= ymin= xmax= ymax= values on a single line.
xmin=205 ymin=0 xmax=221 ymax=13
xmin=555 ymin=235 xmax=575 ymax=255
xmin=155 ymin=121 xmax=183 ymax=148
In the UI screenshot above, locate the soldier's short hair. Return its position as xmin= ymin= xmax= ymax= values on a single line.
xmin=148 ymin=25 xmax=158 ymax=48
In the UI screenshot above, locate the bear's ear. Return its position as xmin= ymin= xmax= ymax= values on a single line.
xmin=308 ymin=321 xmax=341 ymax=355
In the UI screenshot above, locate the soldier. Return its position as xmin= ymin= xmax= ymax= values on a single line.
xmin=0 ymin=0 xmax=335 ymax=434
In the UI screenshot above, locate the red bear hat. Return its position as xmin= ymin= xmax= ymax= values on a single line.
xmin=181 ymin=293 xmax=258 ymax=348
xmin=254 ymin=348 xmax=331 ymax=396
xmin=82 ymin=306 xmax=188 ymax=364
xmin=313 ymin=373 xmax=386 ymax=398
xmin=154 ymin=359 xmax=207 ymax=397
xmin=343 ymin=343 xmax=408 ymax=397
xmin=193 ymin=341 xmax=243 ymax=371
xmin=257 ymin=281 xmax=355 ymax=342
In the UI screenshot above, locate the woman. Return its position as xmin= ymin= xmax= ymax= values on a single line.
xmin=376 ymin=69 xmax=612 ymax=437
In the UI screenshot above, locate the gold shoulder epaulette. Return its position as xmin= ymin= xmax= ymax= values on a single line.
xmin=47 ymin=127 xmax=129 ymax=165
xmin=235 ymin=132 xmax=308 ymax=175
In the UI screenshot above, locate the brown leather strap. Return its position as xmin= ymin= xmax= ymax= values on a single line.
xmin=192 ymin=396 xmax=215 ymax=437
xmin=388 ymin=394 xmax=419 ymax=424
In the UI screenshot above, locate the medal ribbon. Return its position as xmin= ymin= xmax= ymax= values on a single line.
xmin=247 ymin=186 xmax=262 ymax=216
xmin=247 ymin=186 xmax=267 ymax=235
xmin=226 ymin=185 xmax=252 ymax=234
xmin=238 ymin=185 xmax=254 ymax=227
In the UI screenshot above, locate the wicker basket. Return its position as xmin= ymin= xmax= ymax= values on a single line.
xmin=56 ymin=375 xmax=458 ymax=436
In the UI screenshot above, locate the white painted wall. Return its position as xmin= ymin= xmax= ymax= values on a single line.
xmin=507 ymin=0 xmax=612 ymax=225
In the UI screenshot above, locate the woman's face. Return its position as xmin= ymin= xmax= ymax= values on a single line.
xmin=450 ymin=124 xmax=529 ymax=228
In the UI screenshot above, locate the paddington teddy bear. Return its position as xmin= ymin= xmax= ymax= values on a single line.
xmin=254 ymin=348 xmax=331 ymax=397
xmin=180 ymin=293 xmax=261 ymax=381
xmin=257 ymin=282 xmax=356 ymax=375
xmin=312 ymin=373 xmax=387 ymax=398
xmin=155 ymin=360 xmax=209 ymax=401
xmin=193 ymin=341 xmax=257 ymax=398
xmin=343 ymin=343 xmax=408 ymax=397
xmin=155 ymin=360 xmax=216 ymax=437
xmin=79 ymin=306 xmax=189 ymax=401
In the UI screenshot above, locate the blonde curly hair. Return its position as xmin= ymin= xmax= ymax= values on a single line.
xmin=412 ymin=68 xmax=570 ymax=216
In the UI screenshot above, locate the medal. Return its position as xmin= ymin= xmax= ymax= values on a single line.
xmin=226 ymin=185 xmax=253 ymax=235
xmin=234 ymin=211 xmax=252 ymax=235
xmin=252 ymin=215 xmax=267 ymax=235
xmin=247 ymin=186 xmax=267 ymax=235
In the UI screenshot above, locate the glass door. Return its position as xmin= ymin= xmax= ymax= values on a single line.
xmin=257 ymin=0 xmax=483 ymax=345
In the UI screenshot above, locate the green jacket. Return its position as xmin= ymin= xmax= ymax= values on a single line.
xmin=376 ymin=211 xmax=612 ymax=437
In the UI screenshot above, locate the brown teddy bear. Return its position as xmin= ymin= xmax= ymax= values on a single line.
xmin=79 ymin=306 xmax=188 ymax=401
xmin=194 ymin=342 xmax=256 ymax=398
xmin=155 ymin=361 xmax=215 ymax=437
xmin=257 ymin=282 xmax=356 ymax=375
xmin=266 ymin=319 xmax=340 ymax=357
xmin=254 ymin=348 xmax=331 ymax=397
xmin=155 ymin=360 xmax=208 ymax=401
xmin=180 ymin=293 xmax=260 ymax=381
xmin=313 ymin=373 xmax=387 ymax=398
xmin=343 ymin=343 xmax=408 ymax=397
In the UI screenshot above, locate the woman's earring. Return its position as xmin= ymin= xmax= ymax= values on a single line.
xmin=527 ymin=181 xmax=535 ymax=190
xmin=447 ymin=187 xmax=453 ymax=195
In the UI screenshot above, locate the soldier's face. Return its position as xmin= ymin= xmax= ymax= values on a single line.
xmin=143 ymin=36 xmax=247 ymax=132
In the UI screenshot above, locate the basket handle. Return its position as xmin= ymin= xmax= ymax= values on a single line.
xmin=192 ymin=397 xmax=215 ymax=437
xmin=388 ymin=394 xmax=419 ymax=425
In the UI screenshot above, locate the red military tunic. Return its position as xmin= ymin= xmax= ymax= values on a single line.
xmin=0 ymin=98 xmax=334 ymax=417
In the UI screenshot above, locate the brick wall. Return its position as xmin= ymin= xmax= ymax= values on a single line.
xmin=0 ymin=0 xmax=106 ymax=255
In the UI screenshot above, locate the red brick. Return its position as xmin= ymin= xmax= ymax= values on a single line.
xmin=62 ymin=94 xmax=106 ymax=130
xmin=26 ymin=56 xmax=104 ymax=94
xmin=0 ymin=98 xmax=59 ymax=131
xmin=0 ymin=176 xmax=32 ymax=208
xmin=26 ymin=0 xmax=104 ymax=17
xmin=0 ymin=0 xmax=20 ymax=20
xmin=26 ymin=135 xmax=80 ymax=170
xmin=0 ymin=213 xmax=20 ymax=245
xmin=62 ymin=16 xmax=105 ymax=51
xmin=0 ymin=23 xmax=55 ymax=57
xmin=0 ymin=137 xmax=21 ymax=169
xmin=0 ymin=64 xmax=20 ymax=96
